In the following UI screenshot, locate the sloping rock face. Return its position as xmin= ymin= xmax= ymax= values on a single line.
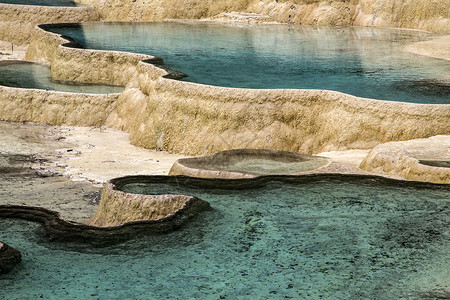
xmin=77 ymin=0 xmax=449 ymax=33
xmin=0 ymin=241 xmax=22 ymax=274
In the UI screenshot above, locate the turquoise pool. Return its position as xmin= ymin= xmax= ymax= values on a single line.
xmin=1 ymin=175 xmax=449 ymax=299
xmin=0 ymin=61 xmax=123 ymax=94
xmin=48 ymin=22 xmax=450 ymax=104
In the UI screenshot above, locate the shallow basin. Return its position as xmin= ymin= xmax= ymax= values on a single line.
xmin=169 ymin=149 xmax=331 ymax=178
xmin=0 ymin=61 xmax=124 ymax=94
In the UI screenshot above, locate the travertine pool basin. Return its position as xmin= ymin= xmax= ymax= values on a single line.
xmin=169 ymin=149 xmax=331 ymax=178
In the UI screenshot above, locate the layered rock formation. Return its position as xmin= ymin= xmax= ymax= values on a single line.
xmin=0 ymin=202 xmax=209 ymax=245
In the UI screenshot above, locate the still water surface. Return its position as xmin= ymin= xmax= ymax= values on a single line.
xmin=0 ymin=61 xmax=123 ymax=94
xmin=1 ymin=176 xmax=449 ymax=299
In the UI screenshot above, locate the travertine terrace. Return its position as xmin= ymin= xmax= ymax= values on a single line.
xmin=20 ymin=23 xmax=450 ymax=158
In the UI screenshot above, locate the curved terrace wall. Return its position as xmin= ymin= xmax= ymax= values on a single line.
xmin=88 ymin=180 xmax=210 ymax=227
xmin=76 ymin=0 xmax=450 ymax=33
xmin=26 ymin=24 xmax=163 ymax=86
xmin=0 ymin=85 xmax=118 ymax=126
xmin=0 ymin=203 xmax=209 ymax=246
xmin=0 ymin=3 xmax=99 ymax=45
xmin=25 ymin=24 xmax=450 ymax=155
xmin=118 ymin=69 xmax=450 ymax=154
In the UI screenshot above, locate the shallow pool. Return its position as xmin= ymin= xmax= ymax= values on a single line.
xmin=48 ymin=22 xmax=450 ymax=103
xmin=1 ymin=175 xmax=449 ymax=299
xmin=0 ymin=0 xmax=78 ymax=6
xmin=0 ymin=61 xmax=123 ymax=94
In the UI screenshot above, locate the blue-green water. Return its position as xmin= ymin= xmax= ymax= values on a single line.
xmin=0 ymin=0 xmax=78 ymax=6
xmin=0 ymin=61 xmax=123 ymax=94
xmin=1 ymin=176 xmax=449 ymax=299
xmin=48 ymin=22 xmax=450 ymax=103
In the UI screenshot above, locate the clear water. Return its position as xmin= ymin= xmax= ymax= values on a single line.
xmin=0 ymin=61 xmax=123 ymax=94
xmin=1 ymin=177 xmax=449 ymax=299
xmin=0 ymin=0 xmax=78 ymax=6
xmin=48 ymin=22 xmax=450 ymax=103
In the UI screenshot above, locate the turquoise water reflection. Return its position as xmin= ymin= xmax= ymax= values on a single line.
xmin=1 ymin=176 xmax=449 ymax=299
xmin=0 ymin=0 xmax=77 ymax=6
xmin=49 ymin=22 xmax=450 ymax=103
xmin=0 ymin=61 xmax=123 ymax=94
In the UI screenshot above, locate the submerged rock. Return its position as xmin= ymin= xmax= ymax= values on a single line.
xmin=0 ymin=241 xmax=22 ymax=274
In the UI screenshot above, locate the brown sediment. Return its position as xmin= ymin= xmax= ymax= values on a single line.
xmin=0 ymin=121 xmax=189 ymax=222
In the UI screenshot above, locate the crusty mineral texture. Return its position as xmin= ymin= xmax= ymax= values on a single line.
xmin=0 ymin=241 xmax=22 ymax=274
xmin=0 ymin=85 xmax=119 ymax=126
xmin=360 ymin=135 xmax=450 ymax=184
